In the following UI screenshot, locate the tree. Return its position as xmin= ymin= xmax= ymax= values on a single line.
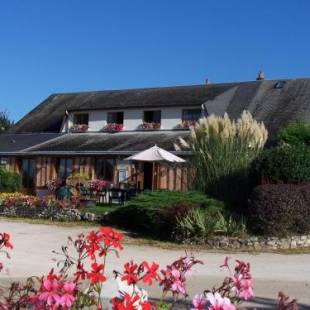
xmin=0 ymin=111 xmax=14 ymax=132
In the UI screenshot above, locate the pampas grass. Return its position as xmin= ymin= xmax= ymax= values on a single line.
xmin=179 ymin=111 xmax=268 ymax=206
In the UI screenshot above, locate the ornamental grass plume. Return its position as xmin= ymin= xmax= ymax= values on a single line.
xmin=178 ymin=111 xmax=268 ymax=206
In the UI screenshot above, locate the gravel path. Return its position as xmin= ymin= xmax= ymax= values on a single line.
xmin=0 ymin=219 xmax=309 ymax=309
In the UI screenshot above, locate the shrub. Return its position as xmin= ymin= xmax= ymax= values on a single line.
xmin=248 ymin=183 xmax=310 ymax=237
xmin=0 ymin=167 xmax=22 ymax=192
xmin=253 ymin=144 xmax=310 ymax=183
xmin=109 ymin=191 xmax=224 ymax=238
xmin=178 ymin=111 xmax=267 ymax=207
xmin=175 ymin=209 xmax=247 ymax=242
xmin=277 ymin=121 xmax=310 ymax=146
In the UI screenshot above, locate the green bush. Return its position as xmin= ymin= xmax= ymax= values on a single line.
xmin=248 ymin=183 xmax=310 ymax=237
xmin=277 ymin=121 xmax=310 ymax=146
xmin=0 ymin=167 xmax=22 ymax=192
xmin=109 ymin=191 xmax=224 ymax=239
xmin=253 ymin=144 xmax=310 ymax=183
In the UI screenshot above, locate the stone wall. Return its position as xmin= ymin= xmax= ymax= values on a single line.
xmin=205 ymin=235 xmax=310 ymax=250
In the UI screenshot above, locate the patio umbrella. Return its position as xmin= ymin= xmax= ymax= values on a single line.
xmin=125 ymin=145 xmax=185 ymax=163
xmin=125 ymin=145 xmax=185 ymax=190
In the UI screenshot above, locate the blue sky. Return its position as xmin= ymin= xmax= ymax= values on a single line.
xmin=0 ymin=1 xmax=310 ymax=121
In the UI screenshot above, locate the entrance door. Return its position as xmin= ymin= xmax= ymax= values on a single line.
xmin=21 ymin=159 xmax=36 ymax=189
xmin=143 ymin=162 xmax=153 ymax=190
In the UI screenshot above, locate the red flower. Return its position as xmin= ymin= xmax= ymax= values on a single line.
xmin=121 ymin=261 xmax=138 ymax=285
xmin=142 ymin=262 xmax=160 ymax=285
xmin=75 ymin=262 xmax=88 ymax=281
xmin=111 ymin=293 xmax=152 ymax=310
xmin=100 ymin=227 xmax=123 ymax=251
xmin=85 ymin=230 xmax=101 ymax=259
xmin=1 ymin=233 xmax=13 ymax=249
xmin=87 ymin=263 xmax=106 ymax=284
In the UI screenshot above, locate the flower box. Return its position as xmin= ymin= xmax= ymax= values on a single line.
xmin=69 ymin=124 xmax=89 ymax=133
xmin=102 ymin=123 xmax=124 ymax=132
xmin=180 ymin=120 xmax=197 ymax=129
xmin=140 ymin=122 xmax=161 ymax=130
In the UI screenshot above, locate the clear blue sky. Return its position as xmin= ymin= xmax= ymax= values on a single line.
xmin=0 ymin=0 xmax=310 ymax=121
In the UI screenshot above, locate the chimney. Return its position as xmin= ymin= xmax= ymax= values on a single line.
xmin=256 ymin=71 xmax=265 ymax=81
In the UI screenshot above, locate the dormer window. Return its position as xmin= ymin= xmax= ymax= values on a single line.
xmin=74 ymin=113 xmax=89 ymax=126
xmin=182 ymin=109 xmax=201 ymax=122
xmin=141 ymin=110 xmax=161 ymax=130
xmin=144 ymin=110 xmax=161 ymax=123
xmin=71 ymin=113 xmax=89 ymax=132
xmin=181 ymin=109 xmax=201 ymax=128
xmin=103 ymin=112 xmax=124 ymax=132
xmin=107 ymin=112 xmax=124 ymax=125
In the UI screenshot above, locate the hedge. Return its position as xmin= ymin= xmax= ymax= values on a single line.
xmin=253 ymin=144 xmax=310 ymax=184
xmin=109 ymin=191 xmax=224 ymax=239
xmin=248 ymin=183 xmax=310 ymax=237
xmin=277 ymin=121 xmax=310 ymax=146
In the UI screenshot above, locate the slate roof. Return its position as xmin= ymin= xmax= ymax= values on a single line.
xmin=0 ymin=133 xmax=60 ymax=155
xmin=10 ymin=79 xmax=310 ymax=137
xmin=203 ymin=78 xmax=310 ymax=139
xmin=9 ymin=131 xmax=191 ymax=156
xmin=9 ymin=83 xmax=240 ymax=133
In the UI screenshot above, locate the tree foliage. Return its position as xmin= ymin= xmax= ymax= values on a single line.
xmin=277 ymin=121 xmax=310 ymax=146
xmin=0 ymin=111 xmax=14 ymax=132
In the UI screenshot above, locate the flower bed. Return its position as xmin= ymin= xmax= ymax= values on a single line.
xmin=0 ymin=193 xmax=105 ymax=222
xmin=0 ymin=227 xmax=299 ymax=309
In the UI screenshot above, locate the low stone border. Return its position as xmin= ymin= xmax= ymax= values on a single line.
xmin=205 ymin=235 xmax=310 ymax=250
xmin=0 ymin=205 xmax=106 ymax=223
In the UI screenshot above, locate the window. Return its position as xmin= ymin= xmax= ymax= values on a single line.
xmin=21 ymin=159 xmax=36 ymax=188
xmin=56 ymin=158 xmax=73 ymax=179
xmin=73 ymin=113 xmax=89 ymax=125
xmin=182 ymin=109 xmax=202 ymax=122
xmin=144 ymin=110 xmax=161 ymax=123
xmin=107 ymin=112 xmax=124 ymax=124
xmin=95 ymin=159 xmax=114 ymax=181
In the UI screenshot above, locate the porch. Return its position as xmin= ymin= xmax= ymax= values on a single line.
xmin=2 ymin=155 xmax=190 ymax=195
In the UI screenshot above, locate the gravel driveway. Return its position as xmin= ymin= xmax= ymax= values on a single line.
xmin=0 ymin=219 xmax=309 ymax=309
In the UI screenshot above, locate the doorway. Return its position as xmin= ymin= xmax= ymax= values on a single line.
xmin=143 ymin=162 xmax=153 ymax=190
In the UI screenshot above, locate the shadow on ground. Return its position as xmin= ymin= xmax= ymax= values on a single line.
xmin=148 ymin=296 xmax=310 ymax=310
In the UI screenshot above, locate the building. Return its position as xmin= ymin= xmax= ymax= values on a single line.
xmin=1 ymin=78 xmax=310 ymax=192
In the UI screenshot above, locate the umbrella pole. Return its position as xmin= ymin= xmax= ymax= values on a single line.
xmin=152 ymin=162 xmax=155 ymax=191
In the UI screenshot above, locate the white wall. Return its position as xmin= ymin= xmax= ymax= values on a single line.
xmin=89 ymin=111 xmax=106 ymax=131
xmin=64 ymin=106 xmax=201 ymax=132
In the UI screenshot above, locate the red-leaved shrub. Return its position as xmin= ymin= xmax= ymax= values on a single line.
xmin=248 ymin=183 xmax=310 ymax=237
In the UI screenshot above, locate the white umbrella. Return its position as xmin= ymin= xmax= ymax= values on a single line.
xmin=125 ymin=145 xmax=185 ymax=163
